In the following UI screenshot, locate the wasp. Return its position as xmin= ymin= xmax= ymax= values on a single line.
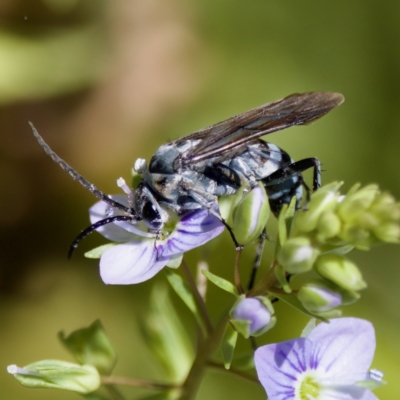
xmin=30 ymin=91 xmax=344 ymax=253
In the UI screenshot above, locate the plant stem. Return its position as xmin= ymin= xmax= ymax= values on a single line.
xmin=248 ymin=261 xmax=277 ymax=296
xmin=206 ymin=360 xmax=260 ymax=385
xmin=179 ymin=316 xmax=229 ymax=400
xmin=234 ymin=248 xmax=244 ymax=294
xmin=181 ymin=259 xmax=213 ymax=335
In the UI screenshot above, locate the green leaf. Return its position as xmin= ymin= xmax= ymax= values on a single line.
xmin=83 ymin=393 xmax=110 ymax=400
xmin=166 ymin=253 xmax=183 ymax=269
xmin=274 ymin=264 xmax=291 ymax=293
xmin=84 ymin=244 xmax=116 ymax=259
xmin=136 ymin=390 xmax=182 ymax=400
xmin=221 ymin=324 xmax=238 ymax=369
xmin=231 ymin=352 xmax=255 ymax=371
xmin=272 ymin=293 xmax=328 ymax=322
xmin=300 ymin=318 xmax=316 ymax=338
xmin=0 ymin=24 xmax=107 ymax=104
xmin=201 ymin=269 xmax=238 ymax=296
xmin=277 ymin=196 xmax=297 ymax=248
xmin=230 ymin=318 xmax=251 ymax=339
xmin=7 ymin=361 xmax=100 ymax=394
xmin=139 ymin=284 xmax=194 ymax=383
xmin=59 ymin=320 xmax=117 ymax=375
xmin=164 ymin=269 xmax=207 ymax=335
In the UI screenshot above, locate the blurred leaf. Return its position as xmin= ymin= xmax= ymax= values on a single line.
xmin=136 ymin=390 xmax=182 ymax=400
xmin=0 ymin=24 xmax=107 ymax=104
xmin=201 ymin=268 xmax=238 ymax=296
xmin=59 ymin=320 xmax=117 ymax=375
xmin=8 ymin=361 xmax=100 ymax=394
xmin=273 ymin=292 xmax=328 ymax=322
xmin=166 ymin=254 xmax=183 ymax=269
xmin=140 ymin=284 xmax=194 ymax=383
xmin=232 ymin=352 xmax=255 ymax=371
xmin=221 ymin=323 xmax=238 ymax=370
xmin=83 ymin=393 xmax=110 ymax=400
xmin=164 ymin=268 xmax=207 ymax=335
xmin=300 ymin=318 xmax=317 ymax=338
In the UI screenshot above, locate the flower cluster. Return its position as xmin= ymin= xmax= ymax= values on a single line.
xmin=275 ymin=182 xmax=400 ymax=315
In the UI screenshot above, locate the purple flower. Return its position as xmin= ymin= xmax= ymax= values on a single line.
xmin=231 ymin=297 xmax=273 ymax=336
xmin=89 ymin=195 xmax=224 ymax=284
xmin=254 ymin=318 xmax=381 ymax=400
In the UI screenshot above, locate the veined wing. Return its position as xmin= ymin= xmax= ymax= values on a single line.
xmin=177 ymin=92 xmax=344 ymax=166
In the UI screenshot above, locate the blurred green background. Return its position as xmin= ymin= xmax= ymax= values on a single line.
xmin=1 ymin=1 xmax=400 ymax=399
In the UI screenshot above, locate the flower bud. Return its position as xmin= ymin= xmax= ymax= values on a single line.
xmin=277 ymin=237 xmax=319 ymax=274
xmin=339 ymin=287 xmax=361 ymax=305
xmin=293 ymin=182 xmax=342 ymax=233
xmin=338 ymin=184 xmax=379 ymax=221
xmin=316 ymin=211 xmax=341 ymax=241
xmin=373 ymin=223 xmax=400 ymax=243
xmin=230 ymin=297 xmax=275 ymax=338
xmin=297 ymin=280 xmax=342 ymax=313
xmin=315 ymin=254 xmax=366 ymax=291
xmin=232 ymin=183 xmax=270 ymax=245
xmin=7 ymin=361 xmax=100 ymax=394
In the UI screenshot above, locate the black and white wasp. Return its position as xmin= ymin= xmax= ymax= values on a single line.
xmin=30 ymin=91 xmax=344 ymax=253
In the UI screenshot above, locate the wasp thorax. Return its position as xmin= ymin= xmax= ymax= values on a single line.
xmin=133 ymin=158 xmax=147 ymax=175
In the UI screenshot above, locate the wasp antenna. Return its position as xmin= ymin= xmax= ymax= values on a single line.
xmin=29 ymin=122 xmax=132 ymax=214
xmin=68 ymin=215 xmax=135 ymax=259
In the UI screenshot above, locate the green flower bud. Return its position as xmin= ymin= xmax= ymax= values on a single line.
xmin=232 ymin=183 xmax=270 ymax=245
xmin=339 ymin=287 xmax=361 ymax=305
xmin=373 ymin=223 xmax=400 ymax=243
xmin=7 ymin=361 xmax=100 ymax=394
xmin=293 ymin=182 xmax=342 ymax=234
xmin=338 ymin=184 xmax=379 ymax=221
xmin=370 ymin=192 xmax=400 ymax=220
xmin=340 ymin=223 xmax=371 ymax=248
xmin=315 ymin=254 xmax=366 ymax=291
xmin=316 ymin=211 xmax=341 ymax=241
xmin=297 ymin=280 xmax=342 ymax=313
xmin=277 ymin=237 xmax=319 ymax=274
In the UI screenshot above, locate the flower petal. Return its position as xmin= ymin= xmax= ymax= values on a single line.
xmin=319 ymin=385 xmax=378 ymax=400
xmin=254 ymin=338 xmax=313 ymax=400
xmin=161 ymin=208 xmax=224 ymax=257
xmin=100 ymin=239 xmax=169 ymax=284
xmin=90 ymin=196 xmax=136 ymax=242
xmin=308 ymin=318 xmax=375 ymax=380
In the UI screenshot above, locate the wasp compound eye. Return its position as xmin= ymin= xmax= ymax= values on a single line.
xmin=142 ymin=201 xmax=162 ymax=231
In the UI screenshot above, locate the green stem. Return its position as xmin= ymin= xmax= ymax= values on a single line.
xmin=234 ymin=249 xmax=244 ymax=294
xmin=179 ymin=316 xmax=229 ymax=400
xmin=206 ymin=360 xmax=260 ymax=385
xmin=248 ymin=261 xmax=277 ymax=296
xmin=181 ymin=259 xmax=213 ymax=335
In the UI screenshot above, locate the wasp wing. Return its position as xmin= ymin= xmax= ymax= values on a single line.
xmin=177 ymin=92 xmax=344 ymax=166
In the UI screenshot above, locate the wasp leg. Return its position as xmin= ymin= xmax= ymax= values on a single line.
xmin=263 ymin=157 xmax=321 ymax=191
xmin=187 ymin=189 xmax=242 ymax=249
